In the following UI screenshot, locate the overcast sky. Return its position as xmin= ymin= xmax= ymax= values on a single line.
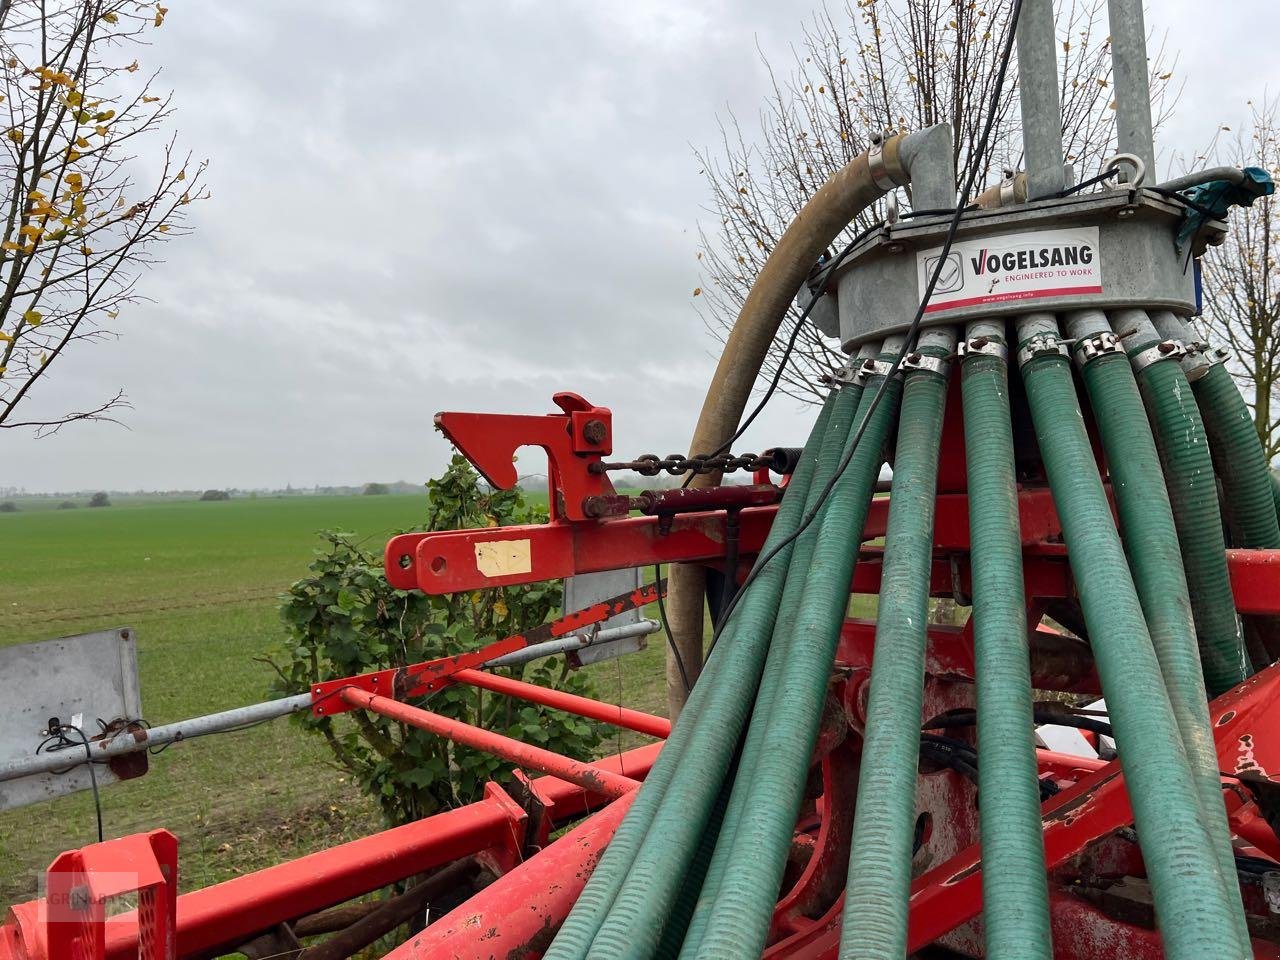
xmin=2 ymin=0 xmax=1275 ymax=493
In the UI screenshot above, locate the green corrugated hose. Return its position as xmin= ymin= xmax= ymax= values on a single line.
xmin=959 ymin=332 xmax=1052 ymax=960
xmin=694 ymin=359 xmax=903 ymax=960
xmin=1019 ymin=325 xmax=1242 ymax=960
xmin=1133 ymin=355 xmax=1250 ymax=695
xmin=1076 ymin=345 xmax=1247 ymax=956
xmin=573 ymin=390 xmax=857 ymax=960
xmin=674 ymin=380 xmax=867 ymax=959
xmin=543 ymin=394 xmax=838 ymax=960
xmin=838 ymin=340 xmax=952 ymax=960
xmin=1193 ymin=361 xmax=1280 ymax=664
xmin=1194 ymin=362 xmax=1280 ymax=549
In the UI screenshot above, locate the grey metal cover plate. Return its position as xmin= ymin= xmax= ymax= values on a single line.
xmin=0 ymin=627 xmax=142 ymax=811
xmin=563 ymin=568 xmax=646 ymax=665
xmin=831 ymin=190 xmax=1209 ymax=348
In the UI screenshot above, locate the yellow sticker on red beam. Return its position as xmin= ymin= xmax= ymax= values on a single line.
xmin=474 ymin=539 xmax=533 ymax=577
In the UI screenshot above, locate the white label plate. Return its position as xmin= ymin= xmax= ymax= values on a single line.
xmin=916 ymin=226 xmax=1101 ymax=313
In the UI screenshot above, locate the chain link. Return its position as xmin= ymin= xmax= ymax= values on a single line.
xmin=591 ymin=451 xmax=772 ymax=477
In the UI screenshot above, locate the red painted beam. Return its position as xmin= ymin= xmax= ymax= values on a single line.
xmin=64 ymin=745 xmax=663 ymax=960
xmin=384 ymin=793 xmax=637 ymax=959
xmin=451 ymin=668 xmax=671 ymax=739
xmin=342 ymin=689 xmax=637 ymax=799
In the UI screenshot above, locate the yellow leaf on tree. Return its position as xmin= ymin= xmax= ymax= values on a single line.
xmin=80 ymin=245 xmax=92 ymax=255
xmin=101 ymin=11 xmax=119 ymax=23
xmin=23 ymin=310 xmax=42 ymax=326
xmin=107 ymin=310 xmax=119 ymax=319
xmin=142 ymin=96 xmax=159 ymax=103
xmin=65 ymin=172 xmax=84 ymax=189
xmin=126 ymin=60 xmax=139 ymax=73
xmin=27 ymin=191 xmax=45 ymax=201
xmin=157 ymin=223 xmax=170 ymax=232
xmin=6 ymin=128 xmax=23 ymax=143
xmin=66 ymin=149 xmax=81 ymax=162
xmin=76 ymin=137 xmax=90 ymax=149
xmin=18 ymin=224 xmax=41 ymax=239
xmin=67 ymin=90 xmax=83 ymax=107
xmin=0 ymin=367 xmax=7 ymax=378
xmin=0 ymin=331 xmax=11 ymax=342
xmin=176 ymin=169 xmax=185 ymax=181
xmin=154 ymin=5 xmax=168 ymax=26
xmin=95 ymin=125 xmax=109 ymax=137
xmin=1 ymin=241 xmax=21 ymax=252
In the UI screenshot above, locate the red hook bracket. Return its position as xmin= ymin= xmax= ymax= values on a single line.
xmin=434 ymin=392 xmax=617 ymax=522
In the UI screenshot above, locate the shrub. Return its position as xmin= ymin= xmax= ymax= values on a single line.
xmin=0 ymin=501 xmax=16 ymax=513
xmin=362 ymin=482 xmax=390 ymax=496
xmin=199 ymin=489 xmax=231 ymax=501
xmin=267 ymin=454 xmax=602 ymax=825
xmin=57 ymin=501 xmax=76 ymax=510
xmin=88 ymin=492 xmax=110 ymax=508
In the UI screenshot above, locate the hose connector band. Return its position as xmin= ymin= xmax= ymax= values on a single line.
xmin=1181 ymin=341 xmax=1229 ymax=382
xmin=868 ymin=132 xmax=900 ymax=192
xmin=852 ymin=357 xmax=902 ymax=385
xmin=1129 ymin=339 xmax=1187 ymax=372
xmin=958 ymin=338 xmax=1009 ymax=362
xmin=1016 ymin=334 xmax=1070 ymax=368
xmin=900 ymin=352 xmax=950 ymax=377
xmin=825 ymin=360 xmax=862 ymax=386
xmin=1071 ymin=331 xmax=1123 ymax=368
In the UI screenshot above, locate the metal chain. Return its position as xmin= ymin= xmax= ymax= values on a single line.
xmin=591 ymin=451 xmax=771 ymax=477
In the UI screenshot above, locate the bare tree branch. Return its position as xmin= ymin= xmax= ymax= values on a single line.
xmin=0 ymin=0 xmax=207 ymax=434
xmin=1197 ymin=95 xmax=1280 ymax=460
xmin=694 ymin=0 xmax=1177 ymax=403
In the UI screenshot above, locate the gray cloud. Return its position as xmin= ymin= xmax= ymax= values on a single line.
xmin=3 ymin=1 xmax=1277 ymax=492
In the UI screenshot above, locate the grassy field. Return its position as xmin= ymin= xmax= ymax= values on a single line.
xmin=0 ymin=493 xmax=671 ymax=910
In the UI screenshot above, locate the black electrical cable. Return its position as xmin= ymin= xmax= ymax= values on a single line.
xmin=923 ymin=706 xmax=1114 ymax=738
xmin=704 ymin=0 xmax=1026 ymax=660
xmin=653 ymin=566 xmax=691 ymax=693
xmin=38 ymin=723 xmax=103 ymax=843
xmin=681 ymin=220 xmax=887 ymax=489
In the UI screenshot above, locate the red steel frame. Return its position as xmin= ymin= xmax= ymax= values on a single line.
xmin=5 ymin=391 xmax=1280 ymax=960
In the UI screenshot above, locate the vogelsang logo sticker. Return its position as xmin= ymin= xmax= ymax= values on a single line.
xmin=916 ymin=226 xmax=1101 ymax=313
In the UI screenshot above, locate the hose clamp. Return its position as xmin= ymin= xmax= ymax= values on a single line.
xmin=1016 ymin=335 xmax=1070 ymax=368
xmin=1129 ymin=339 xmax=1187 ymax=372
xmin=826 ymin=360 xmax=861 ymax=386
xmin=851 ymin=357 xmax=901 ymax=385
xmin=958 ymin=338 xmax=1009 ymax=362
xmin=1071 ymin=332 xmax=1123 ymax=368
xmin=999 ymin=168 xmax=1017 ymax=208
xmin=868 ymin=132 xmax=899 ymax=192
xmin=900 ymin=352 xmax=950 ymax=377
xmin=1181 ymin=341 xmax=1229 ymax=382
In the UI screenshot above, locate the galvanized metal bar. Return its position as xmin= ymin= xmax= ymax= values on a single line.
xmin=0 ymin=693 xmax=313 ymax=785
xmin=1107 ymin=0 xmax=1156 ymax=180
xmin=483 ymin=619 xmax=659 ymax=669
xmin=1015 ymin=0 xmax=1066 ymax=199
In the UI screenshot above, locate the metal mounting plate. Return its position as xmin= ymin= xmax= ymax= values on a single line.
xmin=0 ymin=627 xmax=142 ymax=811
xmin=563 ymin=568 xmax=646 ymax=666
xmin=830 ymin=190 xmax=1219 ymax=349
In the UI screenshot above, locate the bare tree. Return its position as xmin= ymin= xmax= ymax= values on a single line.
xmin=1197 ymin=97 xmax=1280 ymax=460
xmin=695 ymin=0 xmax=1177 ymax=401
xmin=0 ymin=0 xmax=206 ymax=436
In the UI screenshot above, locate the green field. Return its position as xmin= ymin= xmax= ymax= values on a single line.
xmin=0 ymin=493 xmax=671 ymax=910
